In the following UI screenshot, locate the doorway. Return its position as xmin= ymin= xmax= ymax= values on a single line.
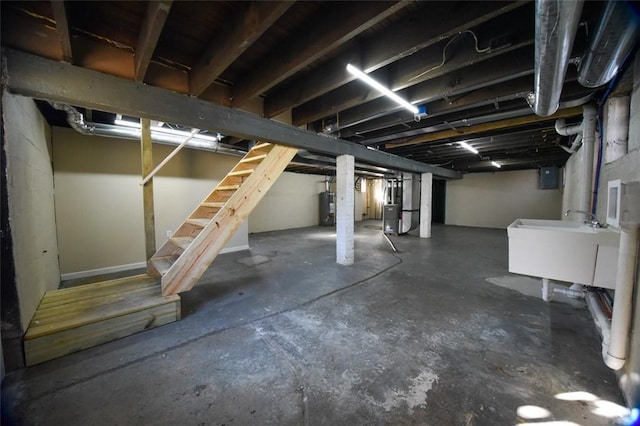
xmin=432 ymin=179 xmax=446 ymax=224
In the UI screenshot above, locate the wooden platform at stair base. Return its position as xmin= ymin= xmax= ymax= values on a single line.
xmin=23 ymin=274 xmax=181 ymax=367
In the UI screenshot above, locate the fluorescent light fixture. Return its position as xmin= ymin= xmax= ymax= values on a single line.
xmin=491 ymin=161 xmax=502 ymax=168
xmin=459 ymin=141 xmax=479 ymax=154
xmin=114 ymin=118 xmax=141 ymax=128
xmin=346 ymin=64 xmax=419 ymax=114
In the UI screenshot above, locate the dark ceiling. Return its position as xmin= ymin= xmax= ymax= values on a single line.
xmin=1 ymin=1 xmax=637 ymax=175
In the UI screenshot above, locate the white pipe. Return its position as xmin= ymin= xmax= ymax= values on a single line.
xmin=553 ymin=288 xmax=584 ymax=298
xmin=580 ymin=104 xmax=597 ymax=217
xmin=586 ymin=291 xmax=612 ymax=362
xmin=605 ymin=95 xmax=630 ymax=164
xmin=555 ymin=118 xmax=583 ymax=136
xmin=605 ymin=224 xmax=639 ymax=370
xmin=542 ymin=278 xmax=550 ymax=302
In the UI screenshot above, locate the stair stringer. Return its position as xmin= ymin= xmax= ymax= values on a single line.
xmin=161 ymin=144 xmax=298 ymax=295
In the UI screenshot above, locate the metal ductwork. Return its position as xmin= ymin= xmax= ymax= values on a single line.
xmin=532 ymin=0 xmax=584 ymax=116
xmin=578 ymin=1 xmax=640 ymax=88
xmin=50 ymin=103 xmax=248 ymax=157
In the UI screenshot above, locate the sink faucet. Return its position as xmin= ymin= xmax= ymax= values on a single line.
xmin=565 ymin=209 xmax=602 ymax=228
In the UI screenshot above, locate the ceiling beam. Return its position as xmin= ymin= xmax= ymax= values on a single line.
xmin=336 ymin=47 xmax=534 ymax=131
xmin=230 ymin=1 xmax=409 ymax=108
xmin=189 ymin=1 xmax=294 ymax=96
xmin=291 ymin=30 xmax=534 ymax=126
xmin=2 ymin=48 xmax=460 ymax=179
xmin=264 ymin=1 xmax=528 ymax=118
xmin=384 ymin=106 xmax=584 ymax=149
xmin=50 ymin=0 xmax=73 ymax=63
xmin=135 ymin=0 xmax=173 ymax=82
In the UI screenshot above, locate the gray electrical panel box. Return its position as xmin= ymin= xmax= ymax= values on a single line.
xmin=539 ymin=167 xmax=559 ymax=189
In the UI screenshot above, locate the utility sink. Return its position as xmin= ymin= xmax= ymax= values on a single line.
xmin=507 ymin=219 xmax=620 ymax=289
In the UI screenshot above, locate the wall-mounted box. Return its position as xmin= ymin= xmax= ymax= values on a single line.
xmin=539 ymin=167 xmax=559 ymax=189
xmin=607 ymin=179 xmax=640 ymax=228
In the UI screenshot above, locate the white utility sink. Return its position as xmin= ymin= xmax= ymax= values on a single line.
xmin=507 ymin=219 xmax=620 ymax=289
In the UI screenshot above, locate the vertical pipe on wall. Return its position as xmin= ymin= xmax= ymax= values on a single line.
xmin=580 ymin=105 xmax=597 ymax=217
xmin=605 ymin=95 xmax=630 ymax=164
xmin=606 ymin=224 xmax=639 ymax=370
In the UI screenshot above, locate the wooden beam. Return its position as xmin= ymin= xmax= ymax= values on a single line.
xmin=2 ymin=48 xmax=461 ymax=179
xmin=337 ymin=46 xmax=535 ymax=131
xmin=135 ymin=0 xmax=172 ymax=82
xmin=50 ymin=0 xmax=73 ymax=63
xmin=141 ymin=119 xmax=156 ymax=260
xmin=291 ymin=27 xmax=534 ymax=126
xmin=230 ymin=1 xmax=409 ymax=108
xmin=385 ymin=106 xmax=584 ymax=149
xmin=264 ymin=1 xmax=528 ymax=118
xmin=189 ymin=1 xmax=293 ymax=96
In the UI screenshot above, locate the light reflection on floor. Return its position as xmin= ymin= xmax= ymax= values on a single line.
xmin=515 ymin=391 xmax=636 ymax=426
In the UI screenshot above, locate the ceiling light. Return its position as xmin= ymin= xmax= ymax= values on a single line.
xmin=491 ymin=161 xmax=502 ymax=168
xmin=114 ymin=118 xmax=141 ymax=128
xmin=459 ymin=141 xmax=479 ymax=154
xmin=346 ymin=64 xmax=419 ymax=114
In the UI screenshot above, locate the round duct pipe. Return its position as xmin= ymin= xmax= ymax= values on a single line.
xmin=578 ymin=1 xmax=640 ymax=88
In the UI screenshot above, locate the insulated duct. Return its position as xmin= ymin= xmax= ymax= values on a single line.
xmin=50 ymin=103 xmax=248 ymax=157
xmin=578 ymin=1 xmax=640 ymax=88
xmin=532 ymin=0 xmax=584 ymax=116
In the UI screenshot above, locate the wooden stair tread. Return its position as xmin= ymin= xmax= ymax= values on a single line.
xmin=216 ymin=185 xmax=241 ymax=191
xmin=240 ymin=154 xmax=267 ymax=163
xmin=228 ymin=169 xmax=254 ymax=176
xmin=169 ymin=236 xmax=194 ymax=250
xmin=150 ymin=255 xmax=178 ymax=275
xmin=186 ymin=218 xmax=210 ymax=227
xmin=201 ymin=202 xmax=225 ymax=208
xmin=251 ymin=142 xmax=272 ymax=151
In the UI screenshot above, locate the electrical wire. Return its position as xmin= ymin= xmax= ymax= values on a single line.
xmin=410 ymin=30 xmax=491 ymax=82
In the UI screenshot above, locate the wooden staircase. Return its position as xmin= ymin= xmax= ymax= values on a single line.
xmin=148 ymin=142 xmax=298 ymax=296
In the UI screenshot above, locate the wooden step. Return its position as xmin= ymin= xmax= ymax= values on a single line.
xmin=251 ymin=142 xmax=272 ymax=151
xmin=186 ymin=218 xmax=210 ymax=228
xmin=150 ymin=255 xmax=178 ymax=275
xmin=240 ymin=154 xmax=267 ymax=163
xmin=216 ymin=185 xmax=241 ymax=191
xmin=228 ymin=169 xmax=254 ymax=177
xmin=169 ymin=236 xmax=194 ymax=250
xmin=24 ymin=274 xmax=180 ymax=366
xmin=201 ymin=202 xmax=225 ymax=208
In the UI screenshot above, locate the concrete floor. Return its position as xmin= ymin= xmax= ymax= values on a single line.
xmin=1 ymin=222 xmax=628 ymax=425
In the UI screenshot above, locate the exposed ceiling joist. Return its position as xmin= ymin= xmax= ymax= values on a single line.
xmin=337 ymin=47 xmax=535 ymax=131
xmin=50 ymin=0 xmax=73 ymax=63
xmin=135 ymin=0 xmax=173 ymax=82
xmin=385 ymin=106 xmax=584 ymax=149
xmin=230 ymin=1 xmax=408 ymax=108
xmin=264 ymin=1 xmax=527 ymax=118
xmin=3 ymin=48 xmax=460 ymax=179
xmin=189 ymin=1 xmax=293 ymax=96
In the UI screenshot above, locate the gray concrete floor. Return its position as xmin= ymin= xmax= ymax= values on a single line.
xmin=1 ymin=221 xmax=628 ymax=425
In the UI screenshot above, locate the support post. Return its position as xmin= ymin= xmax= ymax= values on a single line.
xmin=420 ymin=173 xmax=433 ymax=238
xmin=336 ymin=155 xmax=355 ymax=265
xmin=141 ymin=118 xmax=156 ymax=260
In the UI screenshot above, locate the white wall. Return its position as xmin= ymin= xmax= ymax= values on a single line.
xmin=249 ymin=172 xmax=324 ymax=233
xmin=3 ymin=93 xmax=60 ymax=329
xmin=445 ymin=169 xmax=562 ymax=229
xmin=52 ymin=127 xmax=248 ymax=277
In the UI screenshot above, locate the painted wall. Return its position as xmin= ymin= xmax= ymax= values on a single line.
xmin=445 ymin=169 xmax=562 ymax=229
xmin=3 ymin=93 xmax=60 ymax=330
xmin=249 ymin=172 xmax=325 ymax=233
xmin=52 ymin=127 xmax=248 ymax=277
